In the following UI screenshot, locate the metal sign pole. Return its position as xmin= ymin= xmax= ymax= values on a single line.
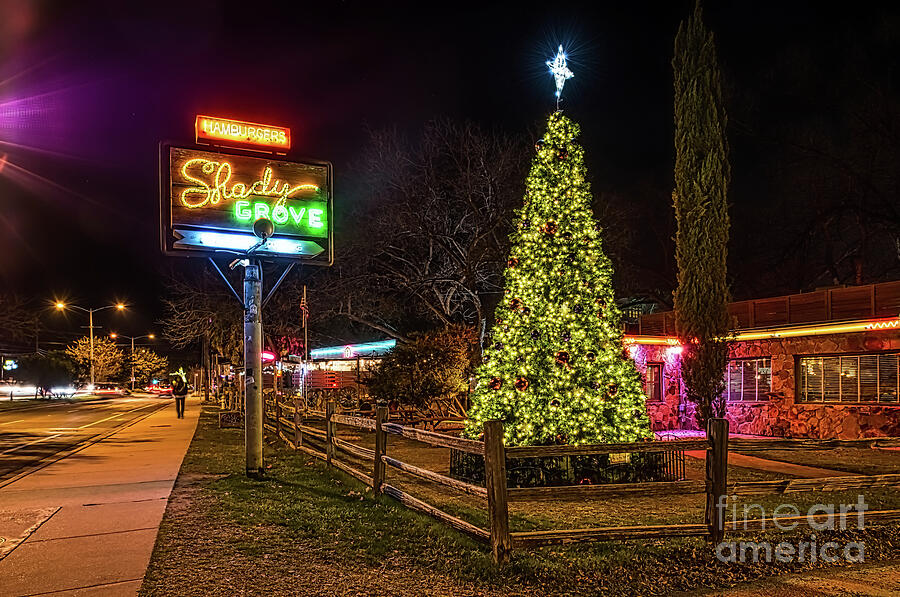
xmin=303 ymin=285 xmax=308 ymax=409
xmin=243 ymin=260 xmax=263 ymax=476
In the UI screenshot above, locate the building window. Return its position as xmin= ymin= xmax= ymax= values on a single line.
xmin=798 ymin=353 xmax=899 ymax=404
xmin=725 ymin=358 xmax=771 ymax=401
xmin=644 ymin=363 xmax=663 ymax=402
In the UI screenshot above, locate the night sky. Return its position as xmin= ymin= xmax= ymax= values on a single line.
xmin=2 ymin=0 xmax=898 ymax=349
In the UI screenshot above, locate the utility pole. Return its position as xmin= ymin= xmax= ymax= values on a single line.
xmin=110 ymin=333 xmax=155 ymax=391
xmin=89 ymin=310 xmax=95 ymax=387
xmin=244 ymin=260 xmax=263 ymax=476
xmin=56 ymin=302 xmax=125 ymax=388
xmin=201 ymin=333 xmax=210 ymax=402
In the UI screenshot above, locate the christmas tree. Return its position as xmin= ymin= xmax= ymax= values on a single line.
xmin=464 ymin=111 xmax=652 ymax=446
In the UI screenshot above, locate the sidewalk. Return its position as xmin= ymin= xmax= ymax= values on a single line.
xmin=0 ymin=397 xmax=200 ymax=596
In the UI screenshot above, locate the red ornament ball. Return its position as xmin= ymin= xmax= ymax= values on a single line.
xmin=509 ymin=298 xmax=523 ymax=311
xmin=554 ymin=350 xmax=570 ymax=366
xmin=488 ymin=377 xmax=503 ymax=391
xmin=540 ymin=221 xmax=558 ymax=235
xmin=507 ymin=257 xmax=520 ymax=268
xmin=514 ymin=377 xmax=530 ymax=391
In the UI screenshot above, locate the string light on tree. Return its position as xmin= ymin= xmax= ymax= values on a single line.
xmin=546 ymin=45 xmax=574 ymax=109
xmin=464 ymin=81 xmax=652 ymax=446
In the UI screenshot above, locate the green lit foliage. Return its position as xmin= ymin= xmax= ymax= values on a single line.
xmin=464 ymin=113 xmax=653 ymax=446
xmin=65 ymin=336 xmax=124 ymax=382
xmin=128 ymin=348 xmax=169 ymax=385
xmin=673 ymin=0 xmax=732 ymax=426
xmin=369 ymin=326 xmax=478 ymax=411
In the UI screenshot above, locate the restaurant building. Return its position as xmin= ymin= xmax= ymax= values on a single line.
xmin=627 ymin=280 xmax=900 ymax=438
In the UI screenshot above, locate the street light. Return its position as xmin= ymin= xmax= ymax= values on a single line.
xmin=110 ymin=332 xmax=155 ymax=391
xmin=54 ymin=301 xmax=127 ymax=388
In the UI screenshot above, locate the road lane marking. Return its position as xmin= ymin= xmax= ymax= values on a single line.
xmin=0 ymin=419 xmax=25 ymax=426
xmin=75 ymin=403 xmax=158 ymax=430
xmin=0 ymin=403 xmax=157 ymax=457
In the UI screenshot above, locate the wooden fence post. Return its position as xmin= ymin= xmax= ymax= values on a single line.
xmin=293 ymin=398 xmax=302 ymax=449
xmin=276 ymin=399 xmax=282 ymax=439
xmin=705 ymin=417 xmax=729 ymax=544
xmin=326 ymin=400 xmax=335 ymax=466
xmin=373 ymin=406 xmax=388 ymax=495
xmin=484 ymin=420 xmax=511 ymax=565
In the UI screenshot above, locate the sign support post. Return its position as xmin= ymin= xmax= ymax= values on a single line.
xmin=161 ymin=114 xmax=333 ymax=479
xmin=243 ymin=260 xmax=263 ymax=476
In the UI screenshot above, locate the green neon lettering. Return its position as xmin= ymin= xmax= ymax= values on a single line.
xmin=271 ymin=204 xmax=289 ymax=225
xmin=308 ymin=208 xmax=324 ymax=228
xmin=289 ymin=206 xmax=306 ymax=224
xmin=235 ymin=200 xmax=252 ymax=221
xmin=254 ymin=203 xmax=270 ymax=220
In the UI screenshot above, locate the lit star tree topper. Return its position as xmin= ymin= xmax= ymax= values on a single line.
xmin=546 ymin=45 xmax=574 ymax=109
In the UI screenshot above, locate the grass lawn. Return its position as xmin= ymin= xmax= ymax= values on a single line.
xmin=140 ymin=407 xmax=900 ymax=596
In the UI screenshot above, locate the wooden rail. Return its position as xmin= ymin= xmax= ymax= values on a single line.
xmin=730 ymin=473 xmax=900 ymax=496
xmin=382 ymin=422 xmax=484 ymax=454
xmin=511 ymin=524 xmax=709 ymax=548
xmin=507 ymin=480 xmax=706 ymax=502
xmin=331 ymin=414 xmax=377 ymax=430
xmin=727 ymin=509 xmax=900 ymax=531
xmin=260 ymin=401 xmax=900 ymax=566
xmin=333 ymin=458 xmax=374 ymax=487
xmin=382 ymin=455 xmax=488 ymax=499
xmin=298 ymin=425 xmax=326 ymax=441
xmin=332 ymin=436 xmax=375 ymax=461
xmin=382 ymin=483 xmax=489 ymax=543
xmin=730 ymin=437 xmax=900 ymax=451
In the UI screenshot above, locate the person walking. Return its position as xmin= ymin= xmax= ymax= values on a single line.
xmin=172 ymin=375 xmax=188 ymax=419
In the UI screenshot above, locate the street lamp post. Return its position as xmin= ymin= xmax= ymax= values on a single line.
xmin=55 ymin=302 xmax=125 ymax=388
xmin=110 ymin=332 xmax=155 ymax=391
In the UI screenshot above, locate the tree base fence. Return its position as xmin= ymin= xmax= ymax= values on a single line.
xmin=260 ymin=401 xmax=900 ymax=565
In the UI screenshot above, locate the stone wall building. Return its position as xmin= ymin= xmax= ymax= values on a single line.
xmin=627 ymin=280 xmax=900 ymax=439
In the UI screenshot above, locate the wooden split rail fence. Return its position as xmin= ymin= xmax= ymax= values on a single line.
xmin=263 ymin=399 xmax=900 ymax=564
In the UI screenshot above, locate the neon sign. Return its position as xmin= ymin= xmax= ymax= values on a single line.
xmin=308 ymin=339 xmax=397 ymax=360
xmin=162 ymin=145 xmax=333 ymax=263
xmin=179 ymin=157 xmax=319 ymax=208
xmin=195 ymin=115 xmax=290 ymax=150
xmin=233 ymin=201 xmax=324 ymax=230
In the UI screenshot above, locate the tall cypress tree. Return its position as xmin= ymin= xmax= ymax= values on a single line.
xmin=464 ymin=112 xmax=652 ymax=446
xmin=672 ymin=1 xmax=732 ymax=426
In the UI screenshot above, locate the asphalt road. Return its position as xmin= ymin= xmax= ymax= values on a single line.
xmin=0 ymin=395 xmax=170 ymax=484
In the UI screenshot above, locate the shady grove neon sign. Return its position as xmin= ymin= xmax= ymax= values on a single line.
xmin=164 ymin=146 xmax=331 ymax=259
xmin=179 ymin=157 xmax=319 ymax=208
